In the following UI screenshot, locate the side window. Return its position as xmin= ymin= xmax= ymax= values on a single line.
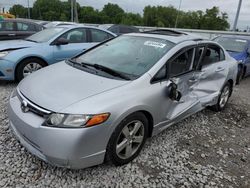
xmin=61 ymin=29 xmax=87 ymax=43
xmin=109 ymin=26 xmax=119 ymax=33
xmin=90 ymin=29 xmax=110 ymax=42
xmin=3 ymin=22 xmax=15 ymax=31
xmin=200 ymin=45 xmax=224 ymax=66
xmin=169 ymin=48 xmax=195 ymax=77
xmin=17 ymin=22 xmax=36 ymax=31
xmin=152 ymin=65 xmax=167 ymax=82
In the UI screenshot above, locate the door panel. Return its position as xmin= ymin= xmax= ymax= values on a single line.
xmin=192 ymin=45 xmax=228 ymax=106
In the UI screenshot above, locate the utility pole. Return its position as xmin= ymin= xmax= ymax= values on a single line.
xmin=71 ymin=0 xmax=74 ymax=22
xmin=27 ymin=0 xmax=30 ymax=19
xmin=175 ymin=0 xmax=182 ymax=28
xmin=74 ymin=0 xmax=78 ymax=23
xmin=233 ymin=0 xmax=242 ymax=31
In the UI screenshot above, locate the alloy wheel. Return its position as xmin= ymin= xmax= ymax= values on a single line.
xmin=116 ymin=120 xmax=145 ymax=159
xmin=23 ymin=62 xmax=43 ymax=77
xmin=219 ymin=85 xmax=230 ymax=108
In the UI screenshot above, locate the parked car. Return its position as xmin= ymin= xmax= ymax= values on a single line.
xmin=0 ymin=18 xmax=44 ymax=40
xmin=214 ymin=35 xmax=250 ymax=83
xmin=99 ymin=24 xmax=139 ymax=35
xmin=0 ymin=25 xmax=116 ymax=81
xmin=8 ymin=29 xmax=237 ymax=169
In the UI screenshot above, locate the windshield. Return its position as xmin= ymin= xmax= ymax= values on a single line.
xmin=26 ymin=27 xmax=65 ymax=43
xmin=215 ymin=37 xmax=248 ymax=53
xmin=75 ymin=35 xmax=175 ymax=79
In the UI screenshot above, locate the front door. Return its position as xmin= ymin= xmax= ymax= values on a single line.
xmin=52 ymin=28 xmax=93 ymax=63
xmin=151 ymin=46 xmax=201 ymax=131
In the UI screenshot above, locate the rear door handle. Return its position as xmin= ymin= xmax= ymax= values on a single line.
xmin=8 ymin=33 xmax=16 ymax=36
xmin=216 ymin=67 xmax=225 ymax=72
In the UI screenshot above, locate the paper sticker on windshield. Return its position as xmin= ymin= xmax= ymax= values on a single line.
xmin=144 ymin=41 xmax=166 ymax=48
xmin=236 ymin=39 xmax=247 ymax=43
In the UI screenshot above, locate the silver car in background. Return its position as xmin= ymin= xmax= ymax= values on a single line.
xmin=8 ymin=30 xmax=237 ymax=169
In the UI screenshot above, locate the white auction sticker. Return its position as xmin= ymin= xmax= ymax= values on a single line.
xmin=144 ymin=41 xmax=166 ymax=48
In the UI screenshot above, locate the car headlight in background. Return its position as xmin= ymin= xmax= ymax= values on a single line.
xmin=44 ymin=113 xmax=110 ymax=128
xmin=0 ymin=51 xmax=9 ymax=58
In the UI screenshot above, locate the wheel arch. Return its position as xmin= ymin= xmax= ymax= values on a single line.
xmin=14 ymin=56 xmax=48 ymax=80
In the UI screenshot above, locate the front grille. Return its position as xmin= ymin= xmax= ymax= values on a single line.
xmin=17 ymin=88 xmax=52 ymax=117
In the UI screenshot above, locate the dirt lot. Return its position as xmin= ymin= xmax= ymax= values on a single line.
xmin=0 ymin=78 xmax=250 ymax=187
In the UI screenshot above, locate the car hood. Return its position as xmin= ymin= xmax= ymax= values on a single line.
xmin=227 ymin=51 xmax=246 ymax=61
xmin=18 ymin=61 xmax=129 ymax=112
xmin=0 ymin=40 xmax=38 ymax=51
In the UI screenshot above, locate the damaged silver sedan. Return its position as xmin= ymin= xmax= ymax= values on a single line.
xmin=8 ymin=30 xmax=237 ymax=169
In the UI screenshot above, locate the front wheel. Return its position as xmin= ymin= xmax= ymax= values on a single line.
xmin=16 ymin=58 xmax=46 ymax=81
xmin=106 ymin=112 xmax=148 ymax=166
xmin=210 ymin=82 xmax=232 ymax=112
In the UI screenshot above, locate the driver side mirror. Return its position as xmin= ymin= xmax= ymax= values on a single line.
xmin=54 ymin=38 xmax=69 ymax=45
xmin=168 ymin=80 xmax=182 ymax=101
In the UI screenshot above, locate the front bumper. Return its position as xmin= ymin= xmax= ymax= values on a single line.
xmin=8 ymin=95 xmax=109 ymax=169
xmin=0 ymin=59 xmax=16 ymax=80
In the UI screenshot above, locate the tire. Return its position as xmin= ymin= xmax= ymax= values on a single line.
xmin=210 ymin=82 xmax=232 ymax=112
xmin=106 ymin=112 xmax=148 ymax=166
xmin=16 ymin=58 xmax=47 ymax=82
xmin=236 ymin=65 xmax=244 ymax=85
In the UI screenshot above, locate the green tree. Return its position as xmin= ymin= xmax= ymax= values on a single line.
xmin=9 ymin=5 xmax=27 ymax=18
xmin=200 ymin=7 xmax=230 ymax=30
xmin=121 ymin=13 xmax=143 ymax=25
xmin=101 ymin=3 xmax=124 ymax=23
xmin=79 ymin=6 xmax=103 ymax=24
xmin=32 ymin=0 xmax=64 ymax=20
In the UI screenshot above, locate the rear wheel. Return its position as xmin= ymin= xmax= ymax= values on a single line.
xmin=106 ymin=112 xmax=148 ymax=166
xmin=16 ymin=58 xmax=47 ymax=82
xmin=210 ymin=82 xmax=231 ymax=112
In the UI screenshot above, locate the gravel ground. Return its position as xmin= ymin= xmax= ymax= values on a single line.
xmin=0 ymin=78 xmax=250 ymax=188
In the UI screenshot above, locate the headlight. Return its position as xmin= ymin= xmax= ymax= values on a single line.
xmin=44 ymin=113 xmax=110 ymax=128
xmin=0 ymin=51 xmax=9 ymax=58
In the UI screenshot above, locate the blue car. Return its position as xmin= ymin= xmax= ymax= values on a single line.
xmin=214 ymin=35 xmax=250 ymax=83
xmin=0 ymin=25 xmax=116 ymax=81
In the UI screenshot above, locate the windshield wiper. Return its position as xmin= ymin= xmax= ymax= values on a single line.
xmin=81 ymin=62 xmax=131 ymax=80
xmin=23 ymin=39 xmax=38 ymax=43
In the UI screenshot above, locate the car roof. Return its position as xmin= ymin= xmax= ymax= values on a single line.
xmin=54 ymin=25 xmax=117 ymax=36
xmin=218 ymin=35 xmax=250 ymax=41
xmin=126 ymin=29 xmax=205 ymax=44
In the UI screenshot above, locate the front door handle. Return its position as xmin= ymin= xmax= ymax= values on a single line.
xmin=216 ymin=67 xmax=225 ymax=72
xmin=8 ymin=33 xmax=16 ymax=36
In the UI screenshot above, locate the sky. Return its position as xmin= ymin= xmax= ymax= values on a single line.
xmin=0 ymin=0 xmax=249 ymax=30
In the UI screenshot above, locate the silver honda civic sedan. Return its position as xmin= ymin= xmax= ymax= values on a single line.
xmin=8 ymin=30 xmax=237 ymax=169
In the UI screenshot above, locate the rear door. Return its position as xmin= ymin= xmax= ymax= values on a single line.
xmin=16 ymin=22 xmax=37 ymax=39
xmin=192 ymin=44 xmax=228 ymax=105
xmin=52 ymin=28 xmax=92 ymax=63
